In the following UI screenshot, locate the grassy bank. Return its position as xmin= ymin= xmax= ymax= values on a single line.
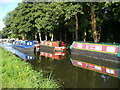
xmin=1 ymin=47 xmax=61 ymax=88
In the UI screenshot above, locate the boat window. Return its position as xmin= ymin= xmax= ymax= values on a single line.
xmin=21 ymin=42 xmax=25 ymax=45
xmin=78 ymin=62 xmax=82 ymax=66
xmin=27 ymin=42 xmax=30 ymax=45
xmin=15 ymin=41 xmax=17 ymax=45
xmin=13 ymin=41 xmax=16 ymax=45
xmin=94 ymin=66 xmax=102 ymax=71
xmin=16 ymin=42 xmax=19 ymax=45
xmin=30 ymin=42 xmax=32 ymax=45
xmin=27 ymin=42 xmax=33 ymax=45
xmin=34 ymin=41 xmax=38 ymax=44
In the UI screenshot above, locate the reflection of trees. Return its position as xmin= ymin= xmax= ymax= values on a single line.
xmin=28 ymin=55 xmax=54 ymax=77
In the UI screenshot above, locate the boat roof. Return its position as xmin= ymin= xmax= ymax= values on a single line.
xmin=73 ymin=41 xmax=119 ymax=45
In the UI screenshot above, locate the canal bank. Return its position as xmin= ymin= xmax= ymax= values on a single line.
xmin=1 ymin=47 xmax=61 ymax=88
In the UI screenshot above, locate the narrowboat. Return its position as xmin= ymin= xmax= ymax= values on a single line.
xmin=40 ymin=41 xmax=66 ymax=52
xmin=70 ymin=41 xmax=120 ymax=61
xmin=70 ymin=54 xmax=120 ymax=79
xmin=12 ymin=40 xmax=35 ymax=52
xmin=40 ymin=49 xmax=66 ymax=60
xmin=2 ymin=43 xmax=35 ymax=60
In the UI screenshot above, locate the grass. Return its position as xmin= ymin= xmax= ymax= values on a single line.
xmin=1 ymin=47 xmax=61 ymax=88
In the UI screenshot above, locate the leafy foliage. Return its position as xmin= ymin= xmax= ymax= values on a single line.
xmin=2 ymin=2 xmax=120 ymax=43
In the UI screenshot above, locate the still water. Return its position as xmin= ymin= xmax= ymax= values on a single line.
xmin=1 ymin=43 xmax=119 ymax=88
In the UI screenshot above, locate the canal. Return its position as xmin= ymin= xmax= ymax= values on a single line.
xmin=1 ymin=43 xmax=119 ymax=88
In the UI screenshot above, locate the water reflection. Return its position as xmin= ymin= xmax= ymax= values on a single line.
xmin=15 ymin=51 xmax=35 ymax=60
xmin=70 ymin=54 xmax=120 ymax=79
xmin=40 ymin=49 xmax=66 ymax=60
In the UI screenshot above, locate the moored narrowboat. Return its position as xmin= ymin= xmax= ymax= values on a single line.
xmin=70 ymin=41 xmax=120 ymax=61
xmin=70 ymin=54 xmax=120 ymax=79
xmin=12 ymin=40 xmax=35 ymax=52
xmin=40 ymin=41 xmax=66 ymax=52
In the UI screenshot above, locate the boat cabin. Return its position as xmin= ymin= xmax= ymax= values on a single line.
xmin=13 ymin=40 xmax=34 ymax=46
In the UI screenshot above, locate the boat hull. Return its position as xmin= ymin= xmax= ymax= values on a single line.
xmin=70 ymin=41 xmax=120 ymax=61
xmin=40 ymin=44 xmax=66 ymax=52
xmin=40 ymin=44 xmax=55 ymax=51
xmin=70 ymin=54 xmax=119 ymax=68
xmin=40 ymin=41 xmax=66 ymax=52
xmin=71 ymin=48 xmax=120 ymax=61
xmin=12 ymin=46 xmax=35 ymax=52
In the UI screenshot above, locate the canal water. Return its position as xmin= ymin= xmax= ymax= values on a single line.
xmin=1 ymin=43 xmax=119 ymax=88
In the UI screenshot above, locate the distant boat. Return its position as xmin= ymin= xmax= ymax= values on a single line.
xmin=70 ymin=41 xmax=120 ymax=61
xmin=12 ymin=40 xmax=35 ymax=52
xmin=40 ymin=41 xmax=66 ymax=52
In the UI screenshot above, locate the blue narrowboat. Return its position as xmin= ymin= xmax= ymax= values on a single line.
xmin=12 ymin=40 xmax=35 ymax=51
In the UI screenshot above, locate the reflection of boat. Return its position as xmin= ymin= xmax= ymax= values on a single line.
xmin=70 ymin=54 xmax=120 ymax=79
xmin=12 ymin=40 xmax=35 ymax=51
xmin=40 ymin=49 xmax=66 ymax=60
xmin=40 ymin=41 xmax=66 ymax=52
xmin=14 ymin=49 xmax=35 ymax=60
xmin=70 ymin=41 xmax=120 ymax=61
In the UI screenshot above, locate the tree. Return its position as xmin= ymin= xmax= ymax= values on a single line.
xmin=2 ymin=2 xmax=120 ymax=43
xmin=65 ymin=3 xmax=83 ymax=41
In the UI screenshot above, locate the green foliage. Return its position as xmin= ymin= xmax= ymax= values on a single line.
xmin=2 ymin=2 xmax=120 ymax=43
xmin=1 ymin=47 xmax=61 ymax=88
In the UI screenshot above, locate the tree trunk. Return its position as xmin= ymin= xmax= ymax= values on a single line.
xmin=39 ymin=32 xmax=42 ymax=42
xmin=22 ymin=33 xmax=26 ymax=40
xmin=75 ymin=14 xmax=79 ymax=41
xmin=51 ymin=33 xmax=54 ymax=41
xmin=60 ymin=30 xmax=62 ymax=41
xmin=91 ymin=4 xmax=98 ymax=43
xmin=72 ymin=31 xmax=75 ymax=41
xmin=83 ymin=29 xmax=87 ymax=42
xmin=65 ymin=29 xmax=67 ymax=42
xmin=35 ymin=33 xmax=37 ymax=40
xmin=45 ymin=31 xmax=47 ymax=41
xmin=98 ymin=26 xmax=101 ymax=42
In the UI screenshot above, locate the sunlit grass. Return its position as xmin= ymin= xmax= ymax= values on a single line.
xmin=1 ymin=47 xmax=61 ymax=88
